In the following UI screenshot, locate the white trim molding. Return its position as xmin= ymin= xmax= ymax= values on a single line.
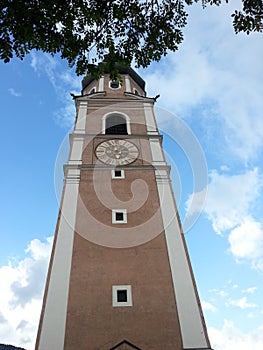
xmin=68 ymin=135 xmax=84 ymax=166
xmin=112 ymin=285 xmax=133 ymax=307
xmin=98 ymin=76 xmax=104 ymax=91
xmin=111 ymin=169 xmax=125 ymax=179
xmin=155 ymin=169 xmax=209 ymax=349
xmin=89 ymin=87 xmax=96 ymax=94
xmin=125 ymin=75 xmax=131 ymax=92
xmin=149 ymin=138 xmax=166 ymax=166
xmin=75 ymin=101 xmax=88 ymax=133
xmin=144 ymin=103 xmax=158 ymax=135
xmin=112 ymin=209 xmax=127 ymax=224
xmin=102 ymin=111 xmax=131 ymax=135
xmin=37 ymin=175 xmax=80 ymax=350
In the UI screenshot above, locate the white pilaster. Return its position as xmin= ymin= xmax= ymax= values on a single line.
xmin=37 ymin=169 xmax=80 ymax=350
xmin=125 ymin=75 xmax=131 ymax=92
xmin=155 ymin=169 xmax=208 ymax=349
xmin=75 ymin=101 xmax=87 ymax=133
xmin=99 ymin=76 xmax=104 ymax=91
xmin=68 ymin=135 xmax=84 ymax=165
xmin=149 ymin=138 xmax=166 ymax=166
xmin=68 ymin=101 xmax=87 ymax=165
xmin=144 ymin=103 xmax=158 ymax=135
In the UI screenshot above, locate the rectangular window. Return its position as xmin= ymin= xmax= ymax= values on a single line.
xmin=117 ymin=290 xmax=127 ymax=302
xmin=112 ymin=209 xmax=127 ymax=224
xmin=115 ymin=170 xmax=122 ymax=177
xmin=111 ymin=169 xmax=125 ymax=179
xmin=112 ymin=285 xmax=132 ymax=307
xmin=115 ymin=212 xmax=124 ymax=221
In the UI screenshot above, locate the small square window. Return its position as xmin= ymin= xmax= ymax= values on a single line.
xmin=112 ymin=209 xmax=127 ymax=224
xmin=112 ymin=285 xmax=132 ymax=307
xmin=111 ymin=169 xmax=125 ymax=179
xmin=115 ymin=170 xmax=122 ymax=177
xmin=115 ymin=212 xmax=124 ymax=221
xmin=117 ymin=290 xmax=127 ymax=302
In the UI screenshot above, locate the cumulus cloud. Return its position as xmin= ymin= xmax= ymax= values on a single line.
xmin=186 ymin=168 xmax=263 ymax=269
xmin=242 ymin=287 xmax=257 ymax=295
xmin=209 ymin=320 xmax=263 ymax=350
xmin=202 ymin=300 xmax=217 ymax=313
xmin=228 ymin=297 xmax=258 ymax=310
xmin=8 ymin=88 xmax=22 ymax=97
xmin=228 ymin=218 xmax=263 ymax=269
xmin=0 ymin=237 xmax=52 ymax=349
xmin=54 ymin=98 xmax=77 ymax=128
xmin=205 ymin=168 xmax=262 ymax=234
xmin=143 ymin=2 xmax=263 ymax=162
xmin=186 ymin=168 xmax=262 ymax=234
xmin=0 ymin=312 xmax=7 ymax=324
xmin=30 ymin=51 xmax=81 ymax=127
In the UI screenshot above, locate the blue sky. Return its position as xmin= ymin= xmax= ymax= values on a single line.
xmin=1 ymin=2 xmax=263 ymax=349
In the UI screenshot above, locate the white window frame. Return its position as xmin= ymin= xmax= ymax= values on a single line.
xmin=89 ymin=87 xmax=96 ymax=94
xmin=102 ymin=111 xmax=131 ymax=135
xmin=112 ymin=209 xmax=127 ymax=224
xmin=112 ymin=285 xmax=132 ymax=307
xmin=111 ymin=169 xmax=125 ymax=179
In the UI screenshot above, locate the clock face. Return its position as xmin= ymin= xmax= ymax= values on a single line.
xmin=95 ymin=139 xmax=139 ymax=166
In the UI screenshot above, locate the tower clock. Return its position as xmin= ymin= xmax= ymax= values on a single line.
xmin=95 ymin=139 xmax=139 ymax=165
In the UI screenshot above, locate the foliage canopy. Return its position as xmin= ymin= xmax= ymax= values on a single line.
xmin=1 ymin=0 xmax=262 ymax=78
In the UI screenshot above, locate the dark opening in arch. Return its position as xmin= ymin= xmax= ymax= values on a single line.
xmin=105 ymin=114 xmax=128 ymax=135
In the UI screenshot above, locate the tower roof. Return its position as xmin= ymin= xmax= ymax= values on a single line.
xmin=82 ymin=65 xmax=145 ymax=93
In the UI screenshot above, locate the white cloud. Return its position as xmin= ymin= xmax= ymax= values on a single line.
xmin=228 ymin=218 xmax=263 ymax=269
xmin=209 ymin=288 xmax=228 ymax=298
xmin=186 ymin=168 xmax=263 ymax=269
xmin=30 ymin=51 xmax=39 ymax=72
xmin=30 ymin=51 xmax=57 ymax=85
xmin=242 ymin=287 xmax=257 ymax=294
xmin=186 ymin=168 xmax=262 ymax=234
xmin=8 ymin=88 xmax=21 ymax=97
xmin=218 ymin=290 xmax=228 ymax=298
xmin=185 ymin=188 xmax=207 ymax=220
xmin=54 ymin=95 xmax=77 ymax=128
xmin=143 ymin=2 xmax=263 ymax=162
xmin=30 ymin=52 xmax=82 ymax=127
xmin=202 ymin=300 xmax=217 ymax=312
xmin=0 ymin=237 xmax=52 ymax=349
xmin=209 ymin=320 xmax=263 ymax=350
xmin=228 ymin=296 xmax=258 ymax=310
xmin=0 ymin=312 xmax=7 ymax=324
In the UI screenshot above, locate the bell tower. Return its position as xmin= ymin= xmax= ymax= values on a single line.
xmin=35 ymin=67 xmax=212 ymax=350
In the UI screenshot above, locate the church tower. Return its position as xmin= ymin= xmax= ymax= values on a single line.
xmin=35 ymin=67 xmax=212 ymax=350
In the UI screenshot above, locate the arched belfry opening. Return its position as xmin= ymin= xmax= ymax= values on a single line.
xmin=105 ymin=114 xmax=128 ymax=135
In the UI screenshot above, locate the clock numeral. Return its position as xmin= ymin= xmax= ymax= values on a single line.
xmin=98 ymin=154 xmax=108 ymax=161
xmin=118 ymin=139 xmax=126 ymax=146
xmin=108 ymin=158 xmax=116 ymax=165
xmin=127 ymin=144 xmax=135 ymax=149
xmin=118 ymin=159 xmax=127 ymax=165
xmin=96 ymin=149 xmax=106 ymax=154
xmin=108 ymin=140 xmax=116 ymax=146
